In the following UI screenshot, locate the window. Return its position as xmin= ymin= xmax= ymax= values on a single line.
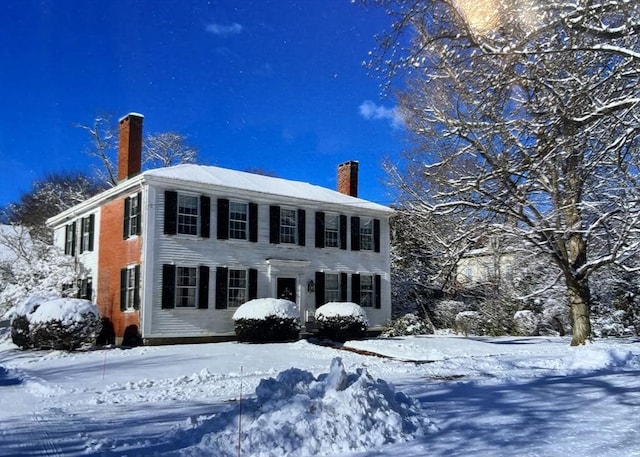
xmin=77 ymin=277 xmax=92 ymax=300
xmin=324 ymin=214 xmax=339 ymax=248
xmin=120 ymin=265 xmax=140 ymax=311
xmin=178 ymin=194 xmax=199 ymax=235
xmin=80 ymin=214 xmax=95 ymax=253
xmin=360 ymin=275 xmax=374 ymax=307
xmin=64 ymin=222 xmax=76 ymax=256
xmin=228 ymin=269 xmax=247 ymax=308
xmin=176 ymin=267 xmax=198 ymax=308
xmin=280 ymin=207 xmax=297 ymax=244
xmin=124 ymin=193 xmax=141 ymax=239
xmin=360 ymin=218 xmax=374 ymax=251
xmin=325 ymin=273 xmax=340 ymax=303
xmin=229 ymin=201 xmax=248 ymax=240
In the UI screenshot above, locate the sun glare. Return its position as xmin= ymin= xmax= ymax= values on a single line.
xmin=453 ymin=0 xmax=500 ymax=33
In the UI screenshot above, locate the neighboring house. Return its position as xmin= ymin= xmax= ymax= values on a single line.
xmin=456 ymin=238 xmax=516 ymax=288
xmin=47 ymin=113 xmax=393 ymax=344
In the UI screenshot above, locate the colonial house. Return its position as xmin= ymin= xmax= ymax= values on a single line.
xmin=47 ymin=113 xmax=393 ymax=344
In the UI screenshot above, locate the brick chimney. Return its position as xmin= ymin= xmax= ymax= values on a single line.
xmin=118 ymin=113 xmax=144 ymax=182
xmin=337 ymin=160 xmax=359 ymax=197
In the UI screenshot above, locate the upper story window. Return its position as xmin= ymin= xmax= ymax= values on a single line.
xmin=229 ymin=201 xmax=248 ymax=240
xmin=64 ymin=222 xmax=76 ymax=256
xmin=280 ymin=207 xmax=298 ymax=244
xmin=324 ymin=214 xmax=339 ymax=248
xmin=178 ymin=194 xmax=199 ymax=236
xmin=360 ymin=218 xmax=374 ymax=251
xmin=164 ymin=191 xmax=210 ymax=238
xmin=124 ymin=193 xmax=141 ymax=239
xmin=80 ymin=215 xmax=95 ymax=253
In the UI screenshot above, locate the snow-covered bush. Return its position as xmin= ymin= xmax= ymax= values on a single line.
xmin=381 ymin=313 xmax=434 ymax=337
xmin=513 ymin=310 xmax=539 ymax=336
xmin=11 ymin=296 xmax=101 ymax=351
xmin=232 ymin=298 xmax=300 ymax=343
xmin=454 ymin=311 xmax=484 ymax=336
xmin=315 ymin=302 xmax=369 ymax=342
xmin=431 ymin=300 xmax=471 ymax=329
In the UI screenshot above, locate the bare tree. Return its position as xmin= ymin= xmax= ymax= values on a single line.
xmin=143 ymin=132 xmax=198 ymax=169
xmin=75 ymin=115 xmax=118 ymax=187
xmin=368 ymin=0 xmax=640 ymax=345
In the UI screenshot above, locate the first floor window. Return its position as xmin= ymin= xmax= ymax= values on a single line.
xmin=120 ymin=265 xmax=140 ymax=311
xmin=176 ymin=267 xmax=198 ymax=307
xmin=325 ymin=273 xmax=340 ymax=303
xmin=228 ymin=269 xmax=247 ymax=308
xmin=360 ymin=275 xmax=374 ymax=307
xmin=77 ymin=277 xmax=93 ymax=300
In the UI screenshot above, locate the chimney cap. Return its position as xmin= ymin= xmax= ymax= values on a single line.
xmin=338 ymin=160 xmax=359 ymax=167
xmin=119 ymin=112 xmax=145 ymax=123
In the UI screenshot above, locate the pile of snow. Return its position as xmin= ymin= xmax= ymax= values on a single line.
xmin=232 ymin=298 xmax=298 ymax=320
xmin=13 ymin=296 xmax=99 ymax=325
xmin=170 ymin=357 xmax=433 ymax=456
xmin=316 ymin=302 xmax=369 ymax=323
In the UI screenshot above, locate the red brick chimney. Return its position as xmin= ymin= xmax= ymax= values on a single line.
xmin=337 ymin=160 xmax=359 ymax=197
xmin=118 ymin=113 xmax=144 ymax=182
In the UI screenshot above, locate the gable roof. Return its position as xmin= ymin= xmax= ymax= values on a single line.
xmin=144 ymin=164 xmax=392 ymax=213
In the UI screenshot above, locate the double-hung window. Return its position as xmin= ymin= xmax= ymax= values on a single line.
xmin=176 ymin=266 xmax=198 ymax=308
xmin=228 ymin=269 xmax=247 ymax=308
xmin=77 ymin=277 xmax=92 ymax=300
xmin=178 ymin=194 xmax=199 ymax=235
xmin=80 ymin=215 xmax=95 ymax=253
xmin=324 ymin=214 xmax=339 ymax=248
xmin=280 ymin=207 xmax=297 ymax=244
xmin=229 ymin=201 xmax=248 ymax=240
xmin=324 ymin=273 xmax=340 ymax=303
xmin=124 ymin=194 xmax=140 ymax=239
xmin=360 ymin=218 xmax=374 ymax=251
xmin=120 ymin=265 xmax=140 ymax=311
xmin=360 ymin=275 xmax=374 ymax=307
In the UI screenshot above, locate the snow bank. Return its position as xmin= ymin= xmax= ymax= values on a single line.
xmin=232 ymin=298 xmax=298 ymax=320
xmin=316 ymin=302 xmax=368 ymax=323
xmin=171 ymin=357 xmax=433 ymax=456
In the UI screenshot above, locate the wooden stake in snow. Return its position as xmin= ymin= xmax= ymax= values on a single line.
xmin=237 ymin=365 xmax=243 ymax=457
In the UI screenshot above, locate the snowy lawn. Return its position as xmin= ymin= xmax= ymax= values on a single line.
xmin=1 ymin=334 xmax=639 ymax=456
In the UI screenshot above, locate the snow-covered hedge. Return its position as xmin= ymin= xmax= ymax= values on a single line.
xmin=315 ymin=302 xmax=369 ymax=342
xmin=454 ymin=311 xmax=484 ymax=336
xmin=513 ymin=310 xmax=539 ymax=336
xmin=381 ymin=313 xmax=434 ymax=337
xmin=431 ymin=300 xmax=471 ymax=329
xmin=232 ymin=298 xmax=300 ymax=343
xmin=11 ymin=296 xmax=101 ymax=351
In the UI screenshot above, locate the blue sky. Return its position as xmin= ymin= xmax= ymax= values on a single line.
xmin=0 ymin=1 xmax=404 ymax=209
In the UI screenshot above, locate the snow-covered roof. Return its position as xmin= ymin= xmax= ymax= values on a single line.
xmin=144 ymin=164 xmax=392 ymax=213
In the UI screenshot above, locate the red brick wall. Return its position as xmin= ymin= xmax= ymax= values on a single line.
xmin=97 ymin=197 xmax=142 ymax=339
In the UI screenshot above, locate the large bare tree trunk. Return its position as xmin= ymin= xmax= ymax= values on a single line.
xmin=566 ymin=276 xmax=591 ymax=346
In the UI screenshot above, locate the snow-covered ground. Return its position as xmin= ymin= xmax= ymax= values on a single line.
xmin=1 ymin=333 xmax=639 ymax=456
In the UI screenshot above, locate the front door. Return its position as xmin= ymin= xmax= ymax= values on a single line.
xmin=277 ymin=277 xmax=297 ymax=302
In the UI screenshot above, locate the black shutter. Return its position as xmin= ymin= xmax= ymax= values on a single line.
xmin=374 ymin=219 xmax=381 ymax=253
xmin=123 ymin=197 xmax=131 ymax=239
xmin=298 ymin=209 xmax=306 ymax=246
xmin=217 ymin=198 xmax=229 ymax=240
xmin=134 ymin=192 xmax=142 ymax=235
xmin=200 ymin=196 xmax=211 ymax=239
xmin=161 ymin=264 xmax=176 ymax=309
xmin=198 ymin=265 xmax=210 ymax=309
xmin=315 ymin=212 xmax=325 ymax=248
xmin=80 ymin=218 xmax=86 ymax=254
xmin=88 ymin=214 xmax=95 ymax=251
xmin=375 ymin=274 xmax=382 ymax=309
xmin=340 ymin=272 xmax=348 ymax=302
xmin=164 ymin=191 xmax=177 ymax=235
xmin=249 ymin=203 xmax=258 ymax=242
xmin=64 ymin=225 xmax=70 ymax=255
xmin=133 ymin=265 xmax=141 ymax=310
xmin=120 ymin=268 xmax=127 ymax=311
xmin=351 ymin=274 xmax=361 ymax=305
xmin=248 ymin=268 xmax=258 ymax=300
xmin=215 ymin=267 xmax=228 ymax=309
xmin=269 ymin=206 xmax=280 ymax=244
xmin=315 ymin=272 xmax=325 ymax=308
xmin=339 ymin=215 xmax=347 ymax=250
xmin=71 ymin=221 xmax=77 ymax=257
xmin=351 ymin=217 xmax=360 ymax=251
